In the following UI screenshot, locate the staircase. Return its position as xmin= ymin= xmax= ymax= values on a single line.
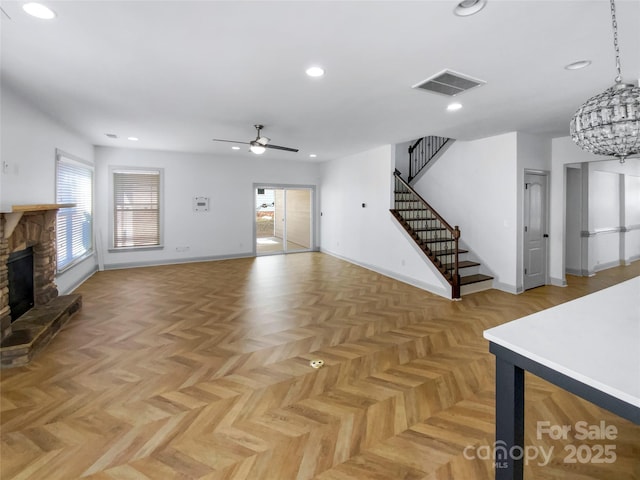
xmin=408 ymin=135 xmax=453 ymax=183
xmin=391 ymin=170 xmax=493 ymax=299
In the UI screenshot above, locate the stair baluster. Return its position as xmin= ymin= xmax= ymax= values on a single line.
xmin=391 ymin=170 xmax=461 ymax=299
xmin=408 ymin=136 xmax=451 ymax=183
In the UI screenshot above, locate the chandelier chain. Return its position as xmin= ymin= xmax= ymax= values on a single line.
xmin=610 ymin=0 xmax=622 ymax=83
xmin=571 ymin=0 xmax=638 ymax=164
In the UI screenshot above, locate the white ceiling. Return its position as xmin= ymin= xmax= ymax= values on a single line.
xmin=2 ymin=0 xmax=639 ymax=162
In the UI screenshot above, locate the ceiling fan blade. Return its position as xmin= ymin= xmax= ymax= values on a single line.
xmin=212 ymin=139 xmax=250 ymax=145
xmin=264 ymin=144 xmax=299 ymax=152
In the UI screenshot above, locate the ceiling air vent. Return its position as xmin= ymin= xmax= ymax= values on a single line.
xmin=412 ymin=69 xmax=486 ymax=97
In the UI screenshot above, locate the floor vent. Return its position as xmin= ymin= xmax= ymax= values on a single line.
xmin=412 ymin=69 xmax=486 ymax=97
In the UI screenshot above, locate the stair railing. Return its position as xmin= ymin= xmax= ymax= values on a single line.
xmin=408 ymin=136 xmax=451 ymax=183
xmin=391 ymin=169 xmax=461 ymax=298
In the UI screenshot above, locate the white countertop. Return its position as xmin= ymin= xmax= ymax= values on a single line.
xmin=484 ymin=277 xmax=640 ymax=407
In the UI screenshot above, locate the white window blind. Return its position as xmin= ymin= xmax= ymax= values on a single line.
xmin=56 ymin=152 xmax=93 ymax=271
xmin=113 ymin=170 xmax=161 ymax=248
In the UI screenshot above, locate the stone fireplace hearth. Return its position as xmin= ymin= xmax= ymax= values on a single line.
xmin=1 ymin=204 xmax=82 ymax=367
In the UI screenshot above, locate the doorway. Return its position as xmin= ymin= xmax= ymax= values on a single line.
xmin=255 ymin=186 xmax=313 ymax=255
xmin=565 ymin=164 xmax=584 ymax=276
xmin=523 ymin=171 xmax=549 ymax=290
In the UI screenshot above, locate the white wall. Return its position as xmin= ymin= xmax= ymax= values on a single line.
xmin=625 ymin=175 xmax=640 ymax=226
xmin=590 ymin=170 xmax=620 ymax=230
xmin=320 ymin=145 xmax=450 ymax=298
xmin=516 ymin=132 xmax=551 ymax=172
xmin=1 ymin=85 xmax=97 ymax=294
xmin=1 ymin=87 xmax=95 ymax=207
xmin=625 ymin=175 xmax=640 ymax=262
xmin=413 ymin=133 xmax=520 ymax=292
xmin=516 ymin=132 xmax=552 ymax=287
xmin=550 ymin=136 xmax=640 ymax=282
xmin=550 ymin=137 xmax=605 ymax=282
xmin=95 ymin=147 xmax=321 ymax=268
xmin=589 ymin=162 xmax=640 ymax=267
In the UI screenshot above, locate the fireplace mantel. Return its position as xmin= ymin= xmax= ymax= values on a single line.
xmin=2 ymin=204 xmax=75 ymax=239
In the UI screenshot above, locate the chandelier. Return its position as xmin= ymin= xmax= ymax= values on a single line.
xmin=570 ymin=0 xmax=640 ymax=164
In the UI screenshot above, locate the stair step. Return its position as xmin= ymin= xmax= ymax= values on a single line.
xmin=421 ymin=238 xmax=454 ymax=244
xmin=460 ymin=276 xmax=494 ymax=295
xmin=460 ymin=274 xmax=493 ymax=286
xmin=395 ymin=208 xmax=435 ymax=215
xmin=390 ymin=210 xmax=437 ymax=223
xmin=442 ymin=260 xmax=481 ymax=270
xmin=413 ymin=227 xmax=447 ymax=232
xmin=430 ymin=248 xmax=468 ymax=256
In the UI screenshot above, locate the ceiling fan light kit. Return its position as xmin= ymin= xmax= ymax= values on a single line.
xmin=249 ymin=142 xmax=266 ymax=155
xmin=570 ymin=0 xmax=640 ymax=164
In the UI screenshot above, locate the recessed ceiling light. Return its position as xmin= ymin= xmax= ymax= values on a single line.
xmin=22 ymin=2 xmax=56 ymax=19
xmin=305 ymin=66 xmax=325 ymax=77
xmin=232 ymin=146 xmax=240 ymax=150
xmin=565 ymin=60 xmax=592 ymax=70
xmin=309 ymin=154 xmax=317 ymax=158
xmin=454 ymin=0 xmax=487 ymax=17
xmin=447 ymin=102 xmax=463 ymax=111
xmin=127 ymin=137 xmax=139 ymax=141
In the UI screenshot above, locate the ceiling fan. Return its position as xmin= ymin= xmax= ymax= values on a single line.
xmin=213 ymin=124 xmax=299 ymax=154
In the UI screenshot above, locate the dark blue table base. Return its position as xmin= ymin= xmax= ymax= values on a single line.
xmin=489 ymin=342 xmax=640 ymax=480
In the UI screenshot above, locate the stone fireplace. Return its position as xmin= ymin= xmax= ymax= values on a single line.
xmin=1 ymin=205 xmax=82 ymax=367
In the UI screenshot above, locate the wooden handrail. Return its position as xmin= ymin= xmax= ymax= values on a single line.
xmin=394 ymin=169 xmax=456 ymax=234
xmin=392 ymin=169 xmax=461 ymax=299
xmin=408 ymin=137 xmax=423 ymax=155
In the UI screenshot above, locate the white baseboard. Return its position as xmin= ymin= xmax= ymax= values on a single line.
xmin=103 ymin=252 xmax=255 ymax=271
xmin=58 ymin=266 xmax=98 ymax=295
xmin=492 ymin=280 xmax=521 ymax=294
xmin=319 ymin=248 xmax=451 ymax=299
xmin=594 ymin=260 xmax=624 ymax=272
xmin=550 ymin=276 xmax=568 ymax=287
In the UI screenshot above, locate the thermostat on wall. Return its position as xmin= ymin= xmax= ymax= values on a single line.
xmin=193 ymin=196 xmax=209 ymax=212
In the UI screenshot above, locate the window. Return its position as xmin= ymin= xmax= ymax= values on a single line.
xmin=112 ymin=169 xmax=162 ymax=248
xmin=56 ymin=150 xmax=94 ymax=271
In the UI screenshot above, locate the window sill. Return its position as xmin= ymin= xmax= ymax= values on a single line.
xmin=57 ymin=250 xmax=95 ymax=274
xmin=108 ymin=245 xmax=164 ymax=253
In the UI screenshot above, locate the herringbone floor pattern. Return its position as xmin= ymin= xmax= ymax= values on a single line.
xmin=1 ymin=253 xmax=638 ymax=479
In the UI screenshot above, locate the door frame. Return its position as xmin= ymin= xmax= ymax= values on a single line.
xmin=522 ymin=170 xmax=550 ymax=290
xmin=564 ymin=163 xmax=586 ymax=277
xmin=252 ymin=183 xmax=316 ymax=256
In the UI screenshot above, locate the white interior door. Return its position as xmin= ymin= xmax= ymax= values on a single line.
xmin=524 ymin=172 xmax=548 ymax=290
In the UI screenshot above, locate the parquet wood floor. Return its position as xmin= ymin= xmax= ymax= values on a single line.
xmin=1 ymin=253 xmax=638 ymax=479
